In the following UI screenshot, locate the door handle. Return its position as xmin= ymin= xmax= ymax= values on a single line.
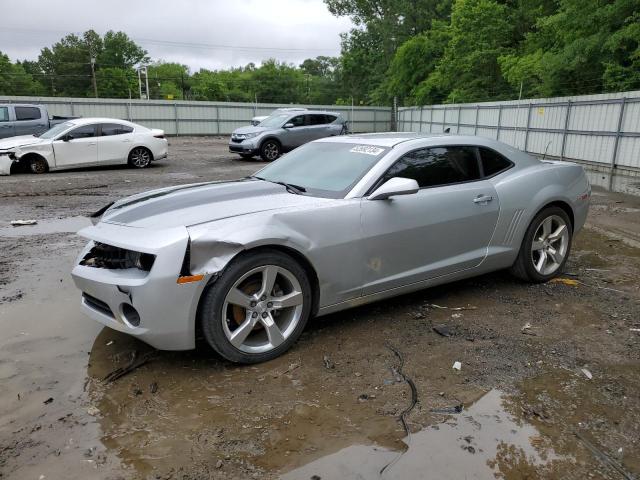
xmin=88 ymin=142 xmax=97 ymax=146
xmin=473 ymin=195 xmax=493 ymax=204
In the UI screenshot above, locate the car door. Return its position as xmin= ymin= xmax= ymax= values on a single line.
xmin=360 ymin=146 xmax=500 ymax=295
xmin=0 ymin=106 xmax=14 ymax=139
xmin=279 ymin=114 xmax=309 ymax=149
xmin=13 ymin=106 xmax=47 ymax=136
xmin=52 ymin=124 xmax=98 ymax=168
xmin=97 ymin=123 xmax=134 ymax=164
xmin=306 ymin=114 xmax=330 ymax=141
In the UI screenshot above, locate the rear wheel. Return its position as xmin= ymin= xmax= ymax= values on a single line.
xmin=128 ymin=147 xmax=152 ymax=168
xmin=510 ymin=206 xmax=572 ymax=282
xmin=199 ymin=250 xmax=312 ymax=363
xmin=28 ymin=156 xmax=48 ymax=174
xmin=260 ymin=140 xmax=281 ymax=161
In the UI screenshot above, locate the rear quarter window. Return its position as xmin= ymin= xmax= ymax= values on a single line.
xmin=479 ymin=147 xmax=514 ymax=177
xmin=0 ymin=107 xmax=8 ymax=122
xmin=15 ymin=106 xmax=41 ymax=121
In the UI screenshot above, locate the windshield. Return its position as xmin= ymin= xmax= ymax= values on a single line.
xmin=255 ymin=142 xmax=389 ymax=198
xmin=258 ymin=114 xmax=289 ymax=128
xmin=38 ymin=122 xmax=74 ymax=139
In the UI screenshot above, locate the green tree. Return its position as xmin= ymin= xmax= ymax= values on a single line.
xmin=499 ymin=0 xmax=640 ymax=97
xmin=147 ymin=62 xmax=189 ymax=99
xmin=0 ymin=52 xmax=45 ymax=95
xmin=380 ymin=20 xmax=450 ymax=105
xmin=96 ymin=67 xmax=136 ymax=98
xmin=425 ymin=0 xmax=514 ymax=103
xmin=98 ymin=31 xmax=148 ymax=69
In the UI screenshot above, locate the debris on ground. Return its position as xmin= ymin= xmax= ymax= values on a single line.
xmin=521 ymin=323 xmax=538 ymax=336
xmin=581 ymin=368 xmax=593 ymax=380
xmin=43 ymin=397 xmax=53 ymax=405
xmin=452 ymin=361 xmax=462 ymax=371
xmin=550 ymin=278 xmax=580 ymax=287
xmin=427 ymin=304 xmax=477 ymax=311
xmin=272 ymin=362 xmax=300 ymax=378
xmin=10 ymin=219 xmax=38 ymax=226
xmin=150 ymin=382 xmax=158 ymax=393
xmin=103 ymin=350 xmax=155 ymax=383
xmin=106 ymin=340 xmax=114 ymax=346
xmin=87 ymin=406 xmax=99 ymax=416
xmin=322 ymin=355 xmax=335 ymax=370
xmin=431 ymin=404 xmax=463 ymax=414
xmin=630 ymin=328 xmax=640 ymax=333
xmin=451 ymin=313 xmax=463 ymax=319
xmin=433 ymin=325 xmax=452 ymax=337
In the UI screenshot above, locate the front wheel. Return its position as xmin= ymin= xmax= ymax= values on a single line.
xmin=128 ymin=147 xmax=152 ymax=168
xmin=260 ymin=140 xmax=281 ymax=161
xmin=199 ymin=250 xmax=312 ymax=363
xmin=510 ymin=206 xmax=573 ymax=282
xmin=29 ymin=156 xmax=48 ymax=174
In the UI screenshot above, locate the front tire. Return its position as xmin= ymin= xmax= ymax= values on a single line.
xmin=29 ymin=156 xmax=48 ymax=174
xmin=510 ymin=206 xmax=572 ymax=282
xmin=199 ymin=250 xmax=312 ymax=364
xmin=128 ymin=147 xmax=152 ymax=168
xmin=260 ymin=140 xmax=281 ymax=161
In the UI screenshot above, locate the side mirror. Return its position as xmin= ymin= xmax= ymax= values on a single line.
xmin=60 ymin=135 xmax=71 ymax=142
xmin=367 ymin=177 xmax=419 ymax=201
xmin=283 ymin=123 xmax=294 ymax=129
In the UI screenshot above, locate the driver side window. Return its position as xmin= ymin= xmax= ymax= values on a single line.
xmin=289 ymin=115 xmax=306 ymax=128
xmin=66 ymin=125 xmax=97 ymax=140
xmin=381 ymin=146 xmax=481 ymax=188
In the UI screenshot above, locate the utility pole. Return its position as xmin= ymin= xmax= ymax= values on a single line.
xmin=90 ymin=57 xmax=98 ymax=98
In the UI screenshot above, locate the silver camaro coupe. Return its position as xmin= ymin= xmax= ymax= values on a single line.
xmin=72 ymin=133 xmax=590 ymax=363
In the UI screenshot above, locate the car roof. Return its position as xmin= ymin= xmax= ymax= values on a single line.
xmin=65 ymin=117 xmax=138 ymax=127
xmin=317 ymin=132 xmax=520 ymax=149
xmin=315 ymin=132 xmax=443 ymax=147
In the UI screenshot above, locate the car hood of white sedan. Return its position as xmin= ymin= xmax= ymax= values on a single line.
xmin=101 ymin=179 xmax=329 ymax=229
xmin=0 ymin=135 xmax=48 ymax=150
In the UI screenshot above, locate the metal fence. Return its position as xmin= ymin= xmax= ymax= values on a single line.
xmin=398 ymin=91 xmax=640 ymax=173
xmin=0 ymin=96 xmax=392 ymax=135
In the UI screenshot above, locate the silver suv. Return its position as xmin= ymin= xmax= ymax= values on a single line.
xmin=229 ymin=110 xmax=348 ymax=161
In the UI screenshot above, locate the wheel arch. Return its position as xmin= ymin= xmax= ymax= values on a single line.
xmin=534 ymin=200 xmax=575 ymax=230
xmin=259 ymin=136 xmax=282 ymax=150
xmin=193 ymin=243 xmax=321 ymax=342
xmin=128 ymin=145 xmax=154 ymax=161
xmin=20 ymin=152 xmax=49 ymax=172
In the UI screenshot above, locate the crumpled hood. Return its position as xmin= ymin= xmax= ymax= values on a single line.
xmin=0 ymin=135 xmax=47 ymax=150
xmin=232 ymin=125 xmax=272 ymax=135
xmin=101 ymin=179 xmax=327 ymax=229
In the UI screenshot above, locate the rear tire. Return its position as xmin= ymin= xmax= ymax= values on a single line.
xmin=199 ymin=249 xmax=312 ymax=364
xmin=28 ymin=156 xmax=48 ymax=174
xmin=260 ymin=140 xmax=281 ymax=161
xmin=128 ymin=147 xmax=152 ymax=168
xmin=510 ymin=206 xmax=573 ymax=282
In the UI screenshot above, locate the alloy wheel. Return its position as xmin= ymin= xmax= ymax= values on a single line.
xmin=263 ymin=142 xmax=279 ymax=161
xmin=222 ymin=265 xmax=304 ymax=354
xmin=130 ymin=148 xmax=151 ymax=167
xmin=530 ymin=215 xmax=570 ymax=275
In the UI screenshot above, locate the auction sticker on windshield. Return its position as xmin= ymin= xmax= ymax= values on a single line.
xmin=349 ymin=145 xmax=385 ymax=156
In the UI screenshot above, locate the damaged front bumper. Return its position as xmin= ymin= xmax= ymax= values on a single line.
xmin=71 ymin=222 xmax=210 ymax=350
xmin=0 ymin=151 xmax=16 ymax=175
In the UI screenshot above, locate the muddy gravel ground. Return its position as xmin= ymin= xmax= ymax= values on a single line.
xmin=1 ymin=137 xmax=639 ymax=480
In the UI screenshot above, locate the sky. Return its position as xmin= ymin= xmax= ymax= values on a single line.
xmin=0 ymin=0 xmax=353 ymax=71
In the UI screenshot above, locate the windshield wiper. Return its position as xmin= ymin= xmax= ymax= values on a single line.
xmin=248 ymin=176 xmax=306 ymax=194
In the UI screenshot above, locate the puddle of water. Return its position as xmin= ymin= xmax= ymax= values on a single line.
xmin=0 ymin=216 xmax=91 ymax=237
xmin=283 ymin=389 xmax=561 ymax=480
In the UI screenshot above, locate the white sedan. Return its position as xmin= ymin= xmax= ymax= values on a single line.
xmin=0 ymin=118 xmax=168 ymax=175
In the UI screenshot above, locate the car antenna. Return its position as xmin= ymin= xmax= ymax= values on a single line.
xmin=542 ymin=141 xmax=552 ymax=161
